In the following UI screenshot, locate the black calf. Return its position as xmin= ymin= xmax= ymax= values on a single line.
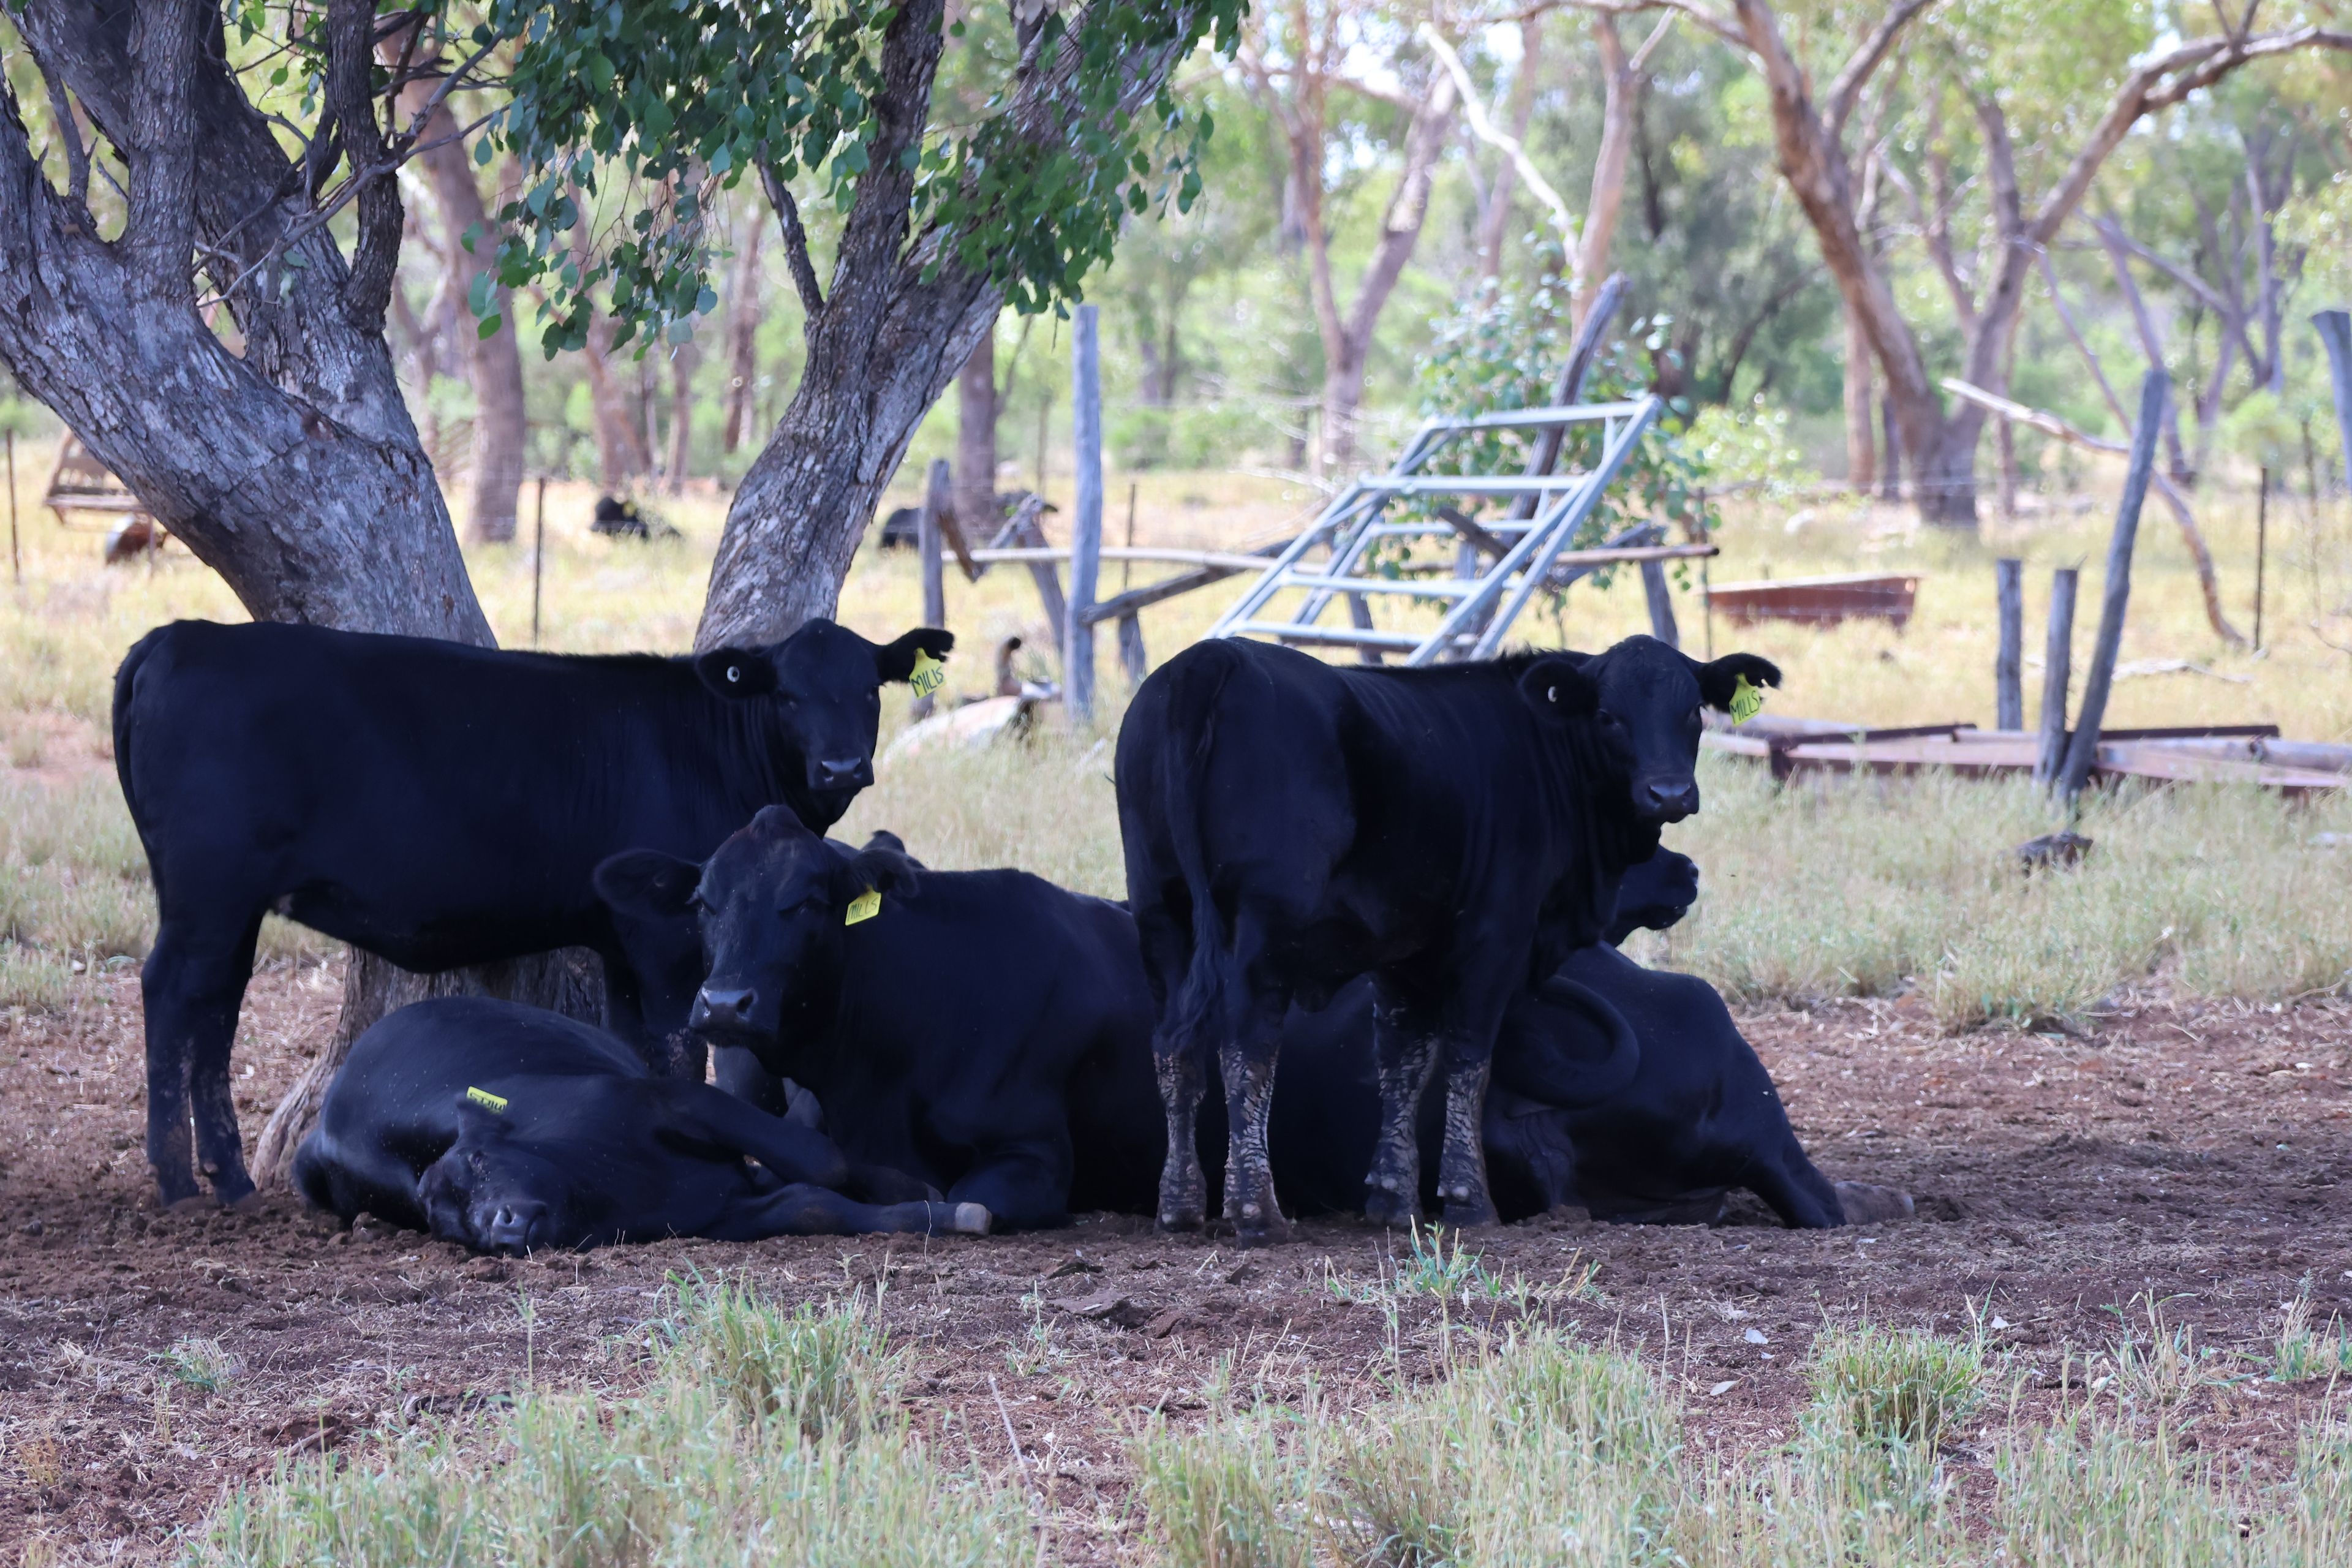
xmin=115 ymin=615 xmax=949 ymax=1204
xmin=293 ymin=997 xmax=984 ymax=1252
xmin=599 ymin=809 xmax=1163 ymax=1230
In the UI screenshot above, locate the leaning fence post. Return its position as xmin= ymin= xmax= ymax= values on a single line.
xmin=2033 ymin=567 xmax=2078 ymax=787
xmin=2315 ymin=311 xmax=2352 ymax=488
xmin=1065 ymin=304 xmax=1102 ymax=725
xmin=530 ymin=474 xmax=547 ymax=646
xmin=2057 ymin=370 xmax=2168 ymax=801
xmin=1994 ymin=557 xmax=2023 ymax=730
xmin=1640 ymin=557 xmax=1679 ymax=648
xmin=914 ymin=457 xmax=951 ymax=720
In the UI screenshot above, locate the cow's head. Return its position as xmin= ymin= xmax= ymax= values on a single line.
xmin=694 ymin=619 xmax=954 ymax=830
xmin=1604 ymin=847 xmax=1700 ymax=946
xmin=418 ymin=1108 xmax=565 ymax=1255
xmin=1517 ymin=635 xmax=1780 ymax=824
xmin=598 ymin=809 xmax=917 ymax=1058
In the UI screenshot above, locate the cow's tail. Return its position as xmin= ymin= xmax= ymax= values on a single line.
xmin=111 ymin=626 xmax=170 ymax=831
xmin=1158 ymin=649 xmax=1242 ymax=1055
xmin=1498 ymin=975 xmax=1642 ymax=1107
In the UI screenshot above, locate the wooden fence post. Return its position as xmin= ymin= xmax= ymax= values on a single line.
xmin=913 ymin=456 xmax=951 ymax=720
xmin=2034 ymin=567 xmax=2078 ymax=786
xmin=1640 ymin=557 xmax=1678 ymax=647
xmin=1994 ymin=557 xmax=2023 ymax=730
xmin=2058 ymin=370 xmax=2168 ymax=801
xmin=2254 ymin=467 xmax=2268 ymax=652
xmin=530 ymin=474 xmax=547 ymax=646
xmin=1065 ymin=304 xmax=1102 ymax=724
xmin=1118 ymin=614 xmax=1147 ymax=688
xmin=2315 ymin=311 xmax=2352 ymax=488
xmin=7 ymin=429 xmax=18 ymax=587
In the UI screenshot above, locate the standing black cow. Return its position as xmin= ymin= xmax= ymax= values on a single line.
xmin=113 ymin=616 xmax=950 ymax=1206
xmin=598 ymin=807 xmax=1164 ymax=1229
xmin=1116 ymin=634 xmax=1777 ymax=1241
xmin=293 ymin=997 xmax=986 ymax=1252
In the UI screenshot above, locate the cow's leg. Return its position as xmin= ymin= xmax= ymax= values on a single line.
xmin=1154 ymin=1036 xmax=1208 ymax=1231
xmin=1431 ymin=978 xmax=1517 ymax=1229
xmin=1219 ymin=986 xmax=1294 ymax=1244
xmin=1364 ymin=985 xmax=1442 ymax=1228
xmin=709 ymin=1185 xmax=991 ymax=1240
xmin=143 ymin=912 xmax=262 ymax=1206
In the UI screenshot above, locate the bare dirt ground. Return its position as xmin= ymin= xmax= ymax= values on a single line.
xmin=5 ymin=966 xmax=2351 ymax=1563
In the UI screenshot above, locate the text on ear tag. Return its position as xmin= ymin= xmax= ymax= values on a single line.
xmin=845 ymin=888 xmax=882 ymax=925
xmin=1729 ymin=673 xmax=1765 ymax=726
xmin=908 ymin=649 xmax=946 ymax=699
xmin=466 ymin=1086 xmax=508 ymax=1114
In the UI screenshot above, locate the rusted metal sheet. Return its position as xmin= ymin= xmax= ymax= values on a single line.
xmin=1705 ymin=571 xmax=1921 ymax=631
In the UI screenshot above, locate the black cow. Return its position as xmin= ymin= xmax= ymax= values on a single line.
xmin=113 ymin=616 xmax=951 ymax=1206
xmin=1115 ymin=634 xmax=1778 ymax=1240
xmin=598 ymin=807 xmax=1163 ymax=1230
xmin=1257 ymin=851 xmax=1899 ymax=1229
xmin=293 ymin=997 xmax=985 ymax=1252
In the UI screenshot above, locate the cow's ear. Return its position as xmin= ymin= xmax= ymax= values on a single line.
xmin=837 ymin=842 xmax=919 ymax=906
xmin=875 ymin=627 xmax=955 ymax=684
xmin=1518 ymin=655 xmax=1599 ymax=722
xmin=695 ymin=647 xmax=778 ymax=698
xmin=1688 ymin=652 xmax=1782 ymax=712
xmin=592 ymin=850 xmax=702 ymax=921
xmin=858 ymin=829 xmax=927 ymax=870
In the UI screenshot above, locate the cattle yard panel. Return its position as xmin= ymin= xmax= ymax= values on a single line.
xmin=1208 ymin=397 xmax=1710 ymax=665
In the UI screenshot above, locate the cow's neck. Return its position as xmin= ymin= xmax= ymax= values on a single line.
xmin=1533 ymin=720 xmax=1661 ymax=946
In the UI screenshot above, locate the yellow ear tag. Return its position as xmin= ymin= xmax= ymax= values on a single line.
xmin=907 ymin=649 xmax=946 ymax=699
xmin=1729 ymin=673 xmax=1765 ymax=726
xmin=466 ymin=1087 xmax=508 ymax=1114
xmin=845 ymin=887 xmax=882 ymax=926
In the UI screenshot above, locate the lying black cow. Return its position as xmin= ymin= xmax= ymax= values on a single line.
xmin=113 ymin=616 xmax=950 ymax=1205
xmin=1257 ymin=850 xmax=1902 ymax=1228
xmin=293 ymin=997 xmax=987 ymax=1252
xmin=1116 ymin=633 xmax=1778 ymax=1240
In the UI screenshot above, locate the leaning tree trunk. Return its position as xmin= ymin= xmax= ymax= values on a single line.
xmin=0 ymin=15 xmax=600 ymax=1196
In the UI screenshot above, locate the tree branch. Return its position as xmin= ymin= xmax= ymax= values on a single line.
xmin=34 ymin=59 xmax=91 ymax=225
xmin=1825 ymin=0 xmax=1935 ymax=139
xmin=1420 ymin=23 xmax=1577 ymax=251
xmin=327 ymin=0 xmax=402 ymax=333
xmin=761 ymin=167 xmax=827 ymax=322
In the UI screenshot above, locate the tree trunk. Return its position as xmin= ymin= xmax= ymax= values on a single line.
xmin=1474 ymin=15 xmax=1545 ymax=281
xmin=722 ymin=218 xmax=766 ymax=454
xmin=957 ymin=326 xmax=999 ymax=537
xmin=1575 ymin=17 xmax=1643 ymax=326
xmin=0 ymin=8 xmax=606 ymax=1196
xmin=1842 ymin=303 xmax=1876 ymax=489
xmin=1305 ymin=70 xmax=1458 ymax=472
xmin=666 ymin=336 xmax=701 ymax=495
xmin=403 ymin=88 xmax=526 ymax=543
xmin=582 ymin=312 xmax=652 ymax=492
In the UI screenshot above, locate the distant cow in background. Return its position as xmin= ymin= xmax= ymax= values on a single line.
xmin=1117 ymin=634 xmax=1780 ymax=1241
xmin=113 ymin=617 xmax=951 ymax=1207
xmin=293 ymin=997 xmax=984 ymax=1253
xmin=591 ymin=496 xmax=680 ymax=541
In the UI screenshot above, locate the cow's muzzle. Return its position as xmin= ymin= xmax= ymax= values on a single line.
xmin=692 ymin=984 xmax=759 ymax=1033
xmin=481 ymin=1199 xmax=546 ymax=1254
xmin=812 ymin=756 xmax=873 ymax=791
xmin=1637 ymin=778 xmax=1700 ymax=823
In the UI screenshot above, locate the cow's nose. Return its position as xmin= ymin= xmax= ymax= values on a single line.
xmin=1641 ymin=780 xmax=1700 ymax=821
xmin=693 ymin=985 xmax=757 ymax=1031
xmin=813 ymin=756 xmax=872 ymax=790
xmin=484 ymin=1200 xmax=544 ymax=1253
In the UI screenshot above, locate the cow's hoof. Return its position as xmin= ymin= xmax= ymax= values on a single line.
xmin=1440 ymin=1196 xmax=1500 ymax=1229
xmin=1833 ymin=1182 xmax=1915 ymax=1224
xmin=208 ymin=1173 xmax=257 ymax=1208
xmin=1156 ymin=1207 xmax=1205 ymax=1234
xmin=1230 ymin=1216 xmax=1295 ymax=1248
xmin=1363 ymin=1188 xmax=1419 ymax=1229
xmin=949 ymin=1203 xmax=992 ymax=1236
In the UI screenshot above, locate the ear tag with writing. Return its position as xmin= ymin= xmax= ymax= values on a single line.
xmin=1729 ymin=674 xmax=1765 ymax=726
xmin=845 ymin=888 xmax=882 ymax=926
xmin=466 ymin=1087 xmax=509 ymax=1114
xmin=908 ymin=649 xmax=946 ymax=699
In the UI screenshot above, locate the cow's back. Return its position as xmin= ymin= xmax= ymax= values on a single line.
xmin=117 ymin=621 xmax=771 ymax=965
